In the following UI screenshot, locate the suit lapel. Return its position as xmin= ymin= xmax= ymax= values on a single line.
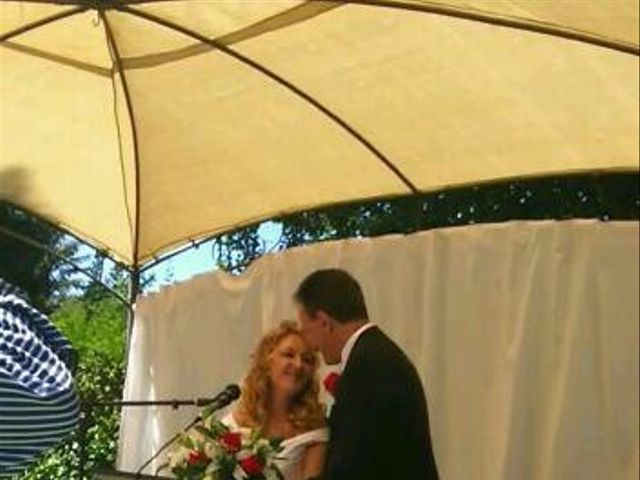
xmin=329 ymin=326 xmax=379 ymax=421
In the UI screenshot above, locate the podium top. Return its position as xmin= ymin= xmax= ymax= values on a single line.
xmin=94 ymin=468 xmax=173 ymax=480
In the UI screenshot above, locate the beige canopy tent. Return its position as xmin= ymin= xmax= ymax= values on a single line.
xmin=1 ymin=0 xmax=639 ymax=268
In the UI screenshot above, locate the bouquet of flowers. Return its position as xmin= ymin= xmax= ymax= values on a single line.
xmin=166 ymin=413 xmax=284 ymax=480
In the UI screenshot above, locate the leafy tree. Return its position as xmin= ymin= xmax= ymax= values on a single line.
xmin=11 ymin=253 xmax=159 ymax=479
xmin=51 ymin=292 xmax=127 ymax=363
xmin=214 ymin=173 xmax=639 ymax=272
xmin=13 ymin=352 xmax=125 ymax=480
xmin=0 ymin=201 xmax=82 ymax=311
xmin=13 ymin=291 xmax=127 ymax=480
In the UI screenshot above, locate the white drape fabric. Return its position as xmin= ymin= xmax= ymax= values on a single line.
xmin=118 ymin=221 xmax=639 ymax=480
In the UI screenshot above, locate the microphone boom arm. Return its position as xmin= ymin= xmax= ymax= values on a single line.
xmin=134 ymin=384 xmax=241 ymax=477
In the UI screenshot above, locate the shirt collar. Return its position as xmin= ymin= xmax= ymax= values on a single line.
xmin=340 ymin=322 xmax=376 ymax=372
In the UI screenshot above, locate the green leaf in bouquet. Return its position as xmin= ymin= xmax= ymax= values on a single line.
xmin=195 ymin=425 xmax=213 ymax=438
xmin=178 ymin=434 xmax=196 ymax=449
xmin=249 ymin=429 xmax=263 ymax=443
xmin=275 ymin=467 xmax=286 ymax=480
xmin=216 ymin=453 xmax=237 ymax=478
xmin=172 ymin=464 xmax=190 ymax=478
xmin=185 ymin=463 xmax=208 ymax=480
xmin=201 ymin=405 xmax=216 ymax=420
xmin=208 ymin=417 xmax=230 ymax=437
xmin=269 ymin=437 xmax=283 ymax=451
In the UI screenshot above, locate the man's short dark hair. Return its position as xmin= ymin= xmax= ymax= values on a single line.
xmin=295 ymin=269 xmax=368 ymax=323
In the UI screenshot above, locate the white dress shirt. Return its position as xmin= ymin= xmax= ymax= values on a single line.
xmin=339 ymin=322 xmax=376 ymax=372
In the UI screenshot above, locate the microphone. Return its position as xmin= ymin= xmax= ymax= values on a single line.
xmin=135 ymin=383 xmax=241 ymax=477
xmin=199 ymin=383 xmax=241 ymax=416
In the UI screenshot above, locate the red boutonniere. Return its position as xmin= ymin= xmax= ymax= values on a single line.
xmin=323 ymin=372 xmax=341 ymax=396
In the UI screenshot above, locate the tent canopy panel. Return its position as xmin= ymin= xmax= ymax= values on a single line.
xmin=0 ymin=15 xmax=136 ymax=262
xmin=1 ymin=0 xmax=638 ymax=266
xmin=0 ymin=2 xmax=76 ymax=36
xmin=120 ymin=41 xmax=410 ymax=258
xmin=388 ymin=0 xmax=640 ymax=46
xmin=238 ymin=4 xmax=639 ymax=187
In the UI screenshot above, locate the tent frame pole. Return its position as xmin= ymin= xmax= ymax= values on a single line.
xmin=126 ymin=268 xmax=139 ymax=364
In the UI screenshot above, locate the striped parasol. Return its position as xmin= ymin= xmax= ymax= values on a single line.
xmin=0 ymin=278 xmax=80 ymax=477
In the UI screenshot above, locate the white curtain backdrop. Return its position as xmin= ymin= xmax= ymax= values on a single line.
xmin=117 ymin=220 xmax=639 ymax=480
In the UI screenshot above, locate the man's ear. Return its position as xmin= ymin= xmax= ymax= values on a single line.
xmin=315 ymin=310 xmax=335 ymax=332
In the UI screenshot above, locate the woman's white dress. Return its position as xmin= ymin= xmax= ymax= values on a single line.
xmin=222 ymin=413 xmax=328 ymax=480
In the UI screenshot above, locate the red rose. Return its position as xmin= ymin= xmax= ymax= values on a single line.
xmin=187 ymin=450 xmax=208 ymax=465
xmin=239 ymin=455 xmax=264 ymax=476
xmin=220 ymin=431 xmax=242 ymax=452
xmin=323 ymin=372 xmax=341 ymax=396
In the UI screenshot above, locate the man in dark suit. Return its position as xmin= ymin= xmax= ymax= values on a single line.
xmin=295 ymin=268 xmax=439 ymax=480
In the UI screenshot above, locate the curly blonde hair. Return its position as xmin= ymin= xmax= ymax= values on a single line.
xmin=235 ymin=321 xmax=326 ymax=433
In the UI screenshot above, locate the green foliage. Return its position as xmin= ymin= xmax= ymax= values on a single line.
xmin=279 ymin=173 xmax=640 ymax=246
xmin=0 ymin=217 xmax=153 ymax=479
xmin=214 ymin=173 xmax=640 ymax=272
xmin=13 ymin=352 xmax=125 ymax=480
xmin=213 ymin=225 xmax=263 ymax=273
xmin=13 ymin=294 xmax=126 ymax=480
xmin=51 ymin=296 xmax=127 ymax=361
xmin=0 ymin=201 xmax=80 ymax=311
xmin=75 ymin=351 xmax=126 ymax=474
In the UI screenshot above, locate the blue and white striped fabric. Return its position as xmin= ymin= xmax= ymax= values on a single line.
xmin=0 ymin=279 xmax=80 ymax=478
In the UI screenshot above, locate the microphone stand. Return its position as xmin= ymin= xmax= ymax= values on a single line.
xmin=136 ymin=412 xmax=204 ymax=478
xmin=78 ymin=396 xmax=229 ymax=479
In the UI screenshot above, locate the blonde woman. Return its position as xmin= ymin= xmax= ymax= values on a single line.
xmin=223 ymin=321 xmax=327 ymax=480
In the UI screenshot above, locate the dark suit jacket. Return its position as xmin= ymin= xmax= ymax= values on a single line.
xmin=324 ymin=326 xmax=439 ymax=480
